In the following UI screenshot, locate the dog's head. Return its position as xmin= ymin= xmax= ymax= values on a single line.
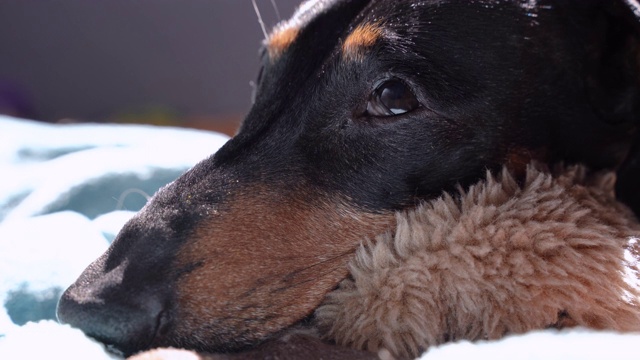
xmin=57 ymin=0 xmax=640 ymax=356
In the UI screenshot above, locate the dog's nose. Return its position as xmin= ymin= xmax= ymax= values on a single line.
xmin=56 ymin=259 xmax=167 ymax=356
xmin=57 ymin=284 xmax=165 ymax=355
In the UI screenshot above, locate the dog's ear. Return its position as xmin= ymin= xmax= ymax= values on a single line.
xmin=617 ymin=138 xmax=640 ymax=215
xmin=589 ymin=1 xmax=640 ymax=215
xmin=587 ymin=0 xmax=640 ymax=125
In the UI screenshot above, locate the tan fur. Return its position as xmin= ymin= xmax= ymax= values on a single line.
xmin=267 ymin=26 xmax=300 ymax=59
xmin=342 ymin=23 xmax=383 ymax=62
xmin=172 ymin=188 xmax=395 ymax=347
xmin=316 ymin=164 xmax=640 ymax=359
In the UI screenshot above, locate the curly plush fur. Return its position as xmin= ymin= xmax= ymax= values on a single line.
xmin=316 ymin=165 xmax=640 ymax=359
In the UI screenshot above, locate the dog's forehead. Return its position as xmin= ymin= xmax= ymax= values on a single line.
xmin=266 ymin=0 xmax=532 ymax=62
xmin=264 ymin=0 xmax=445 ymax=62
xmin=267 ymin=0 xmax=369 ymax=59
xmin=289 ymin=0 xmax=345 ymax=26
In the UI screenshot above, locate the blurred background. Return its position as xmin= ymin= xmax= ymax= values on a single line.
xmin=0 ymin=0 xmax=300 ymax=136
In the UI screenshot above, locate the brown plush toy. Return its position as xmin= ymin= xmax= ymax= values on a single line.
xmin=316 ymin=164 xmax=640 ymax=359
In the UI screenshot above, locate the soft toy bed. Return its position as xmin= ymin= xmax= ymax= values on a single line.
xmin=0 ymin=115 xmax=639 ymax=359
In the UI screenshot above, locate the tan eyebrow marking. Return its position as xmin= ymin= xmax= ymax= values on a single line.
xmin=267 ymin=26 xmax=300 ymax=59
xmin=342 ymin=23 xmax=384 ymax=62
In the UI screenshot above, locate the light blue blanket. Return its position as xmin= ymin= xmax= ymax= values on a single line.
xmin=0 ymin=115 xmax=638 ymax=359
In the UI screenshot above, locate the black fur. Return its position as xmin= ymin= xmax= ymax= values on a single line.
xmin=58 ymin=0 xmax=640 ymax=358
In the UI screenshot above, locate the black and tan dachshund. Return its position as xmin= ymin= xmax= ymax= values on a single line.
xmin=57 ymin=0 xmax=640 ymax=358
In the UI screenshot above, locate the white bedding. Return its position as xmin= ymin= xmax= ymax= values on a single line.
xmin=0 ymin=115 xmax=638 ymax=359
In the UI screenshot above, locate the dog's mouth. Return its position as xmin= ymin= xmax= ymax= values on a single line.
xmin=155 ymin=309 xmax=173 ymax=342
xmin=144 ymin=309 xmax=171 ymax=352
xmin=103 ymin=308 xmax=171 ymax=357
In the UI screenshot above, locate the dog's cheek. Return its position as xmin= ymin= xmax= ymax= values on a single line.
xmin=166 ymin=191 xmax=395 ymax=350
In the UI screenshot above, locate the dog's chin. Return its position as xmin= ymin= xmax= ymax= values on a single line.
xmin=101 ymin=312 xmax=167 ymax=358
xmin=133 ymin=314 xmax=319 ymax=357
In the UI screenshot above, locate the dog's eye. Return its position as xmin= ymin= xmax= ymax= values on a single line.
xmin=367 ymin=79 xmax=420 ymax=117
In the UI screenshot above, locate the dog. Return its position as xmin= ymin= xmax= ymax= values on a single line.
xmin=57 ymin=0 xmax=640 ymax=358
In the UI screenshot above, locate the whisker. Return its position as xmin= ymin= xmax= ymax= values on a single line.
xmin=270 ymin=0 xmax=281 ymax=20
xmin=116 ymin=188 xmax=152 ymax=211
xmin=274 ymin=249 xmax=356 ymax=290
xmin=251 ymin=0 xmax=269 ymax=42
